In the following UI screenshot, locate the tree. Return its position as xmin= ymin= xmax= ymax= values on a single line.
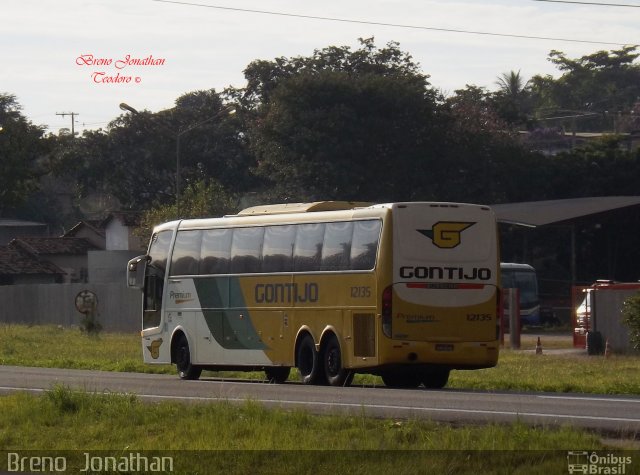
xmin=493 ymin=70 xmax=533 ymax=127
xmin=136 ymin=179 xmax=237 ymax=242
xmin=622 ymin=292 xmax=640 ymax=351
xmin=56 ymin=89 xmax=249 ymax=212
xmin=240 ymin=38 xmax=445 ymax=202
xmin=496 ymin=70 xmax=529 ymax=98
xmin=543 ymin=136 xmax=640 ymax=199
xmin=442 ymin=86 xmax=543 ymax=203
xmin=236 ymin=37 xmax=429 ymax=107
xmin=166 ymin=90 xmax=253 ymax=193
xmin=0 ymin=94 xmax=50 ymax=215
xmin=530 ymin=46 xmax=640 ymax=132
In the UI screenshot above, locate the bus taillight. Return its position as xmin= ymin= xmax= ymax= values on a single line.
xmin=382 ymin=285 xmax=392 ymax=338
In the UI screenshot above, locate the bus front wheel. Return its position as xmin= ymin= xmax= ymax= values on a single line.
xmin=175 ymin=334 xmax=202 ymax=380
xmin=296 ymin=334 xmax=324 ymax=385
xmin=265 ymin=367 xmax=290 ymax=384
xmin=322 ymin=334 xmax=353 ymax=387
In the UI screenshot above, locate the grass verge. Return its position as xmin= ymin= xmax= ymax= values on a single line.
xmin=0 ymin=386 xmax=615 ymax=475
xmin=1 ymin=325 xmax=638 ymax=473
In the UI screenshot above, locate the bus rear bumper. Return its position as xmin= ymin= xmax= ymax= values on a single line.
xmin=375 ymin=340 xmax=499 ymax=370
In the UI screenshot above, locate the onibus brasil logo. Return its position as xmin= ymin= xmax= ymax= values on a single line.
xmin=567 ymin=451 xmax=633 ymax=474
xmin=418 ymin=222 xmax=475 ymax=249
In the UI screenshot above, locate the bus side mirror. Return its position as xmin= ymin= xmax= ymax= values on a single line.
xmin=127 ymin=255 xmax=149 ymax=290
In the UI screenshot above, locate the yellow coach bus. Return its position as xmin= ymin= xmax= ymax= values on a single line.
xmin=127 ymin=201 xmax=500 ymax=389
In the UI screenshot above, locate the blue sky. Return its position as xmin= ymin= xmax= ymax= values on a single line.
xmin=1 ymin=0 xmax=638 ymax=134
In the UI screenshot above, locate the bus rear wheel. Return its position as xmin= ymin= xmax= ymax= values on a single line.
xmin=175 ymin=334 xmax=202 ymax=380
xmin=421 ymin=369 xmax=450 ymax=389
xmin=322 ymin=334 xmax=353 ymax=387
xmin=265 ymin=367 xmax=290 ymax=384
xmin=296 ymin=334 xmax=324 ymax=385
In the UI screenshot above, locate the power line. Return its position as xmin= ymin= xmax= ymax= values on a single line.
xmin=81 ymin=121 xmax=110 ymax=127
xmin=532 ymin=0 xmax=640 ymax=7
xmin=152 ymin=0 xmax=633 ymax=46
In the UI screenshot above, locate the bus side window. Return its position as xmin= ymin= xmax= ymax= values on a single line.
xmin=231 ymin=227 xmax=264 ymax=274
xmin=321 ymin=222 xmax=353 ymax=271
xmin=170 ymin=230 xmax=203 ymax=276
xmin=350 ymin=220 xmax=381 ymax=270
xmin=293 ymin=223 xmax=325 ymax=272
xmin=263 ymin=225 xmax=295 ymax=273
xmin=200 ymin=228 xmax=232 ymax=275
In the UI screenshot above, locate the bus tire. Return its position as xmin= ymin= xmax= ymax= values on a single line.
xmin=296 ymin=334 xmax=324 ymax=385
xmin=381 ymin=372 xmax=421 ymax=389
xmin=322 ymin=334 xmax=353 ymax=387
xmin=175 ymin=334 xmax=202 ymax=380
xmin=265 ymin=367 xmax=290 ymax=384
xmin=421 ymin=369 xmax=450 ymax=389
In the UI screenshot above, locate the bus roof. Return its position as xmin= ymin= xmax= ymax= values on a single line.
xmin=152 ymin=202 xmax=494 ymax=233
xmin=236 ymin=201 xmax=373 ymax=216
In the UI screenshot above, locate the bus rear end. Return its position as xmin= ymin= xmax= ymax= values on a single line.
xmin=379 ymin=202 xmax=499 ymax=387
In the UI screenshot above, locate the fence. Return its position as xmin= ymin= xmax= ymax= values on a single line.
xmin=0 ymin=283 xmax=141 ymax=333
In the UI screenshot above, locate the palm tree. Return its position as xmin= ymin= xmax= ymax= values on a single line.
xmin=494 ymin=70 xmax=533 ymax=127
xmin=495 ymin=70 xmax=529 ymax=98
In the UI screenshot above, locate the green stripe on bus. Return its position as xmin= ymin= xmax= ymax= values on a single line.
xmin=195 ymin=277 xmax=266 ymax=350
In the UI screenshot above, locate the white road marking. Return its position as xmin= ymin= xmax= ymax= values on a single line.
xmin=538 ymin=395 xmax=640 ymax=404
xmin=2 ymin=386 xmax=638 ymax=424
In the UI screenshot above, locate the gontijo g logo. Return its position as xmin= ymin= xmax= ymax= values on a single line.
xmin=418 ymin=222 xmax=475 ymax=249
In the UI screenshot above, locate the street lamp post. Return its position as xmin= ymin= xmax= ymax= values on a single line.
xmin=119 ymin=102 xmax=235 ymax=206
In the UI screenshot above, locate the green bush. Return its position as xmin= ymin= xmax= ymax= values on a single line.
xmin=621 ymin=292 xmax=640 ymax=351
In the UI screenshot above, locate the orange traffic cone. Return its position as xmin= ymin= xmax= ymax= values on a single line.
xmin=604 ymin=339 xmax=611 ymax=358
xmin=535 ymin=336 xmax=543 ymax=355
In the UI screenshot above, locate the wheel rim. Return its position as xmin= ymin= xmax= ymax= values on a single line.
xmin=326 ymin=344 xmax=340 ymax=377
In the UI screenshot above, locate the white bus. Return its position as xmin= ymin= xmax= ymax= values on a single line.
xmin=127 ymin=201 xmax=500 ymax=388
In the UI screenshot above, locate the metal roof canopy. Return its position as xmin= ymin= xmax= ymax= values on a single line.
xmin=491 ymin=196 xmax=640 ymax=227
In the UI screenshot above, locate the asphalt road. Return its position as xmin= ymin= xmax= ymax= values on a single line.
xmin=1 ymin=365 xmax=638 ymax=434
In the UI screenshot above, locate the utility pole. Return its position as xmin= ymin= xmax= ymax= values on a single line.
xmin=56 ymin=112 xmax=79 ymax=136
